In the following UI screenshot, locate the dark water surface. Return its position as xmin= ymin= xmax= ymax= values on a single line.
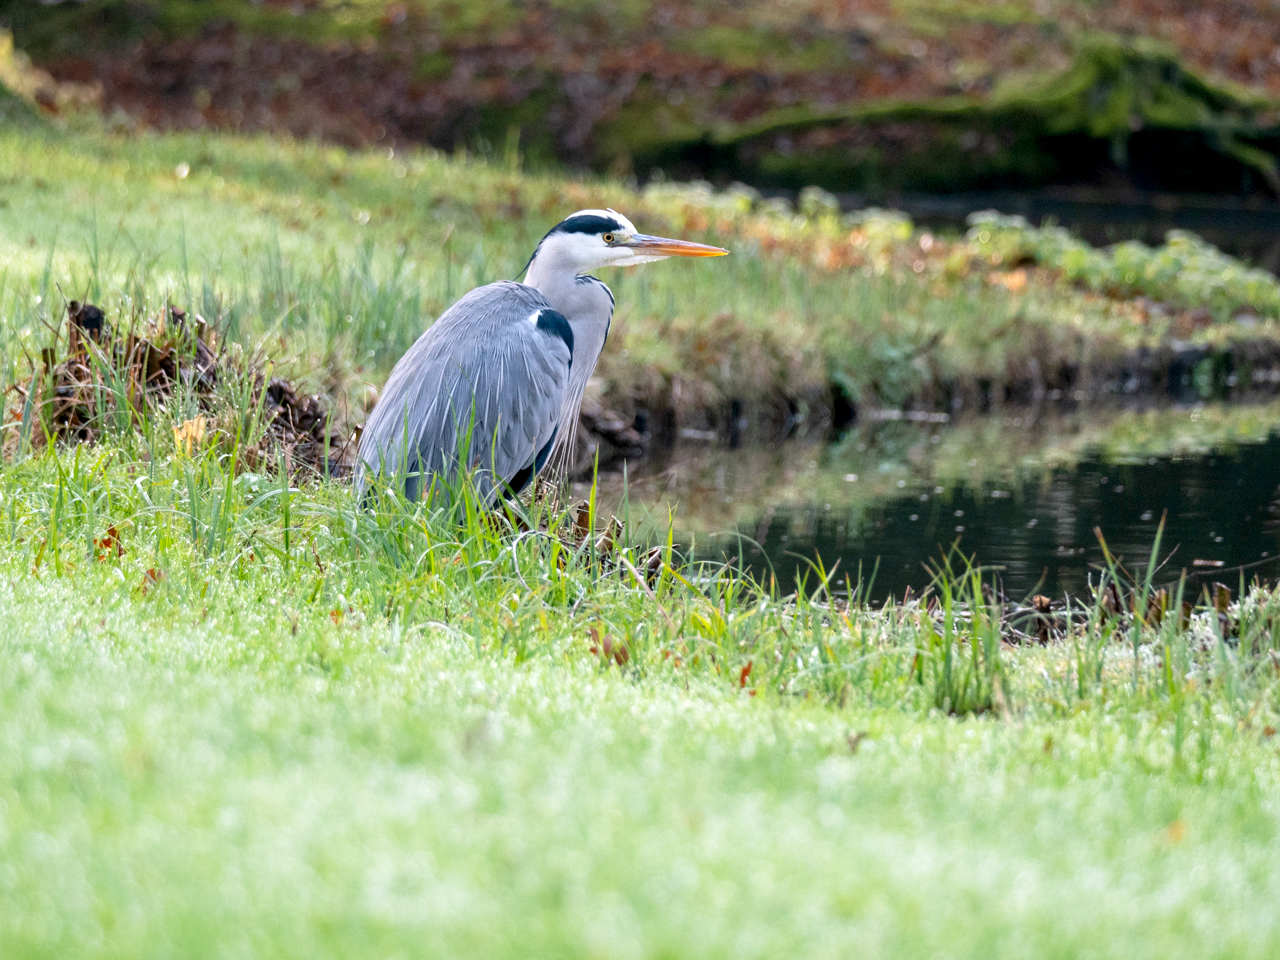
xmin=593 ymin=406 xmax=1280 ymax=602
xmin=722 ymin=441 xmax=1280 ymax=600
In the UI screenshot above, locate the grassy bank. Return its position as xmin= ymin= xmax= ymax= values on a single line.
xmin=3 ymin=126 xmax=1280 ymax=956
xmin=5 ymin=124 xmax=1280 ymax=447
xmin=4 ymin=372 xmax=1280 ymax=955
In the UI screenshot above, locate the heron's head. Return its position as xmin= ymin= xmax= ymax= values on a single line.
xmin=525 ymin=209 xmax=728 ymax=279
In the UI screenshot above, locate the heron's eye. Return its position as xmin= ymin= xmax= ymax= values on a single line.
xmin=603 ymin=233 xmax=615 ymax=244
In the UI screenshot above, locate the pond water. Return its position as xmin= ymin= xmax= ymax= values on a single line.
xmin=586 ymin=404 xmax=1280 ymax=602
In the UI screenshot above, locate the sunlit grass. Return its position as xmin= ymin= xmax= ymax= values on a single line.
xmin=4 ymin=123 xmax=1280 ymax=957
xmin=3 ymin=430 xmax=1280 ymax=956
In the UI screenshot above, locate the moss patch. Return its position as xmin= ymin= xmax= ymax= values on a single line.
xmin=623 ymin=34 xmax=1280 ymax=194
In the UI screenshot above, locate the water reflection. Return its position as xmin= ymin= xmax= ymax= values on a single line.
xmin=587 ymin=404 xmax=1280 ymax=601
xmin=726 ymin=446 xmax=1280 ymax=600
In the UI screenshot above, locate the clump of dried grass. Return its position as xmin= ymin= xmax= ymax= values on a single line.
xmin=3 ymin=300 xmax=356 ymax=477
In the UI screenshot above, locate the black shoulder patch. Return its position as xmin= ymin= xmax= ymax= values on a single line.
xmin=550 ymin=214 xmax=624 ymax=237
xmin=535 ymin=308 xmax=574 ymax=364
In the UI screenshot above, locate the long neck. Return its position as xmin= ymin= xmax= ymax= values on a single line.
xmin=523 ymin=258 xmax=614 ymax=374
xmin=524 ymin=253 xmax=580 ymax=313
xmin=523 ymin=257 xmax=615 ymax=475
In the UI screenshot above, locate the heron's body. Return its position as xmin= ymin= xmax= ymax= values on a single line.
xmin=356 ymin=210 xmax=725 ymax=503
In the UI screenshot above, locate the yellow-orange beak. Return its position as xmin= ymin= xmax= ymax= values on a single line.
xmin=626 ymin=234 xmax=729 ymax=257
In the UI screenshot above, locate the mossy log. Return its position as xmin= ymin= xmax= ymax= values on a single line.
xmin=610 ymin=35 xmax=1280 ymax=195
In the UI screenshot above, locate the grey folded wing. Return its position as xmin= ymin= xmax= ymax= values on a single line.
xmin=356 ymin=282 xmax=573 ymax=502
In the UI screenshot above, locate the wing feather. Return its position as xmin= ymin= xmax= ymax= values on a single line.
xmin=357 ymin=282 xmax=572 ymax=503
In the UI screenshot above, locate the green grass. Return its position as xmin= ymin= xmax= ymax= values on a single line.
xmin=4 ymin=123 xmax=1280 ymax=957
xmin=4 ymin=412 xmax=1280 ymax=957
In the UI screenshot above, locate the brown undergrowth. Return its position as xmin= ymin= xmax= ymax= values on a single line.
xmin=2 ymin=299 xmax=358 ymax=477
xmin=12 ymin=2 xmax=1280 ymax=193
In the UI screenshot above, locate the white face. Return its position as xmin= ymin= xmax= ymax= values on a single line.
xmin=535 ymin=208 xmax=729 ymax=275
xmin=547 ymin=209 xmax=666 ymax=272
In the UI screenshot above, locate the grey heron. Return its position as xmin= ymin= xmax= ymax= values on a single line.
xmin=355 ymin=209 xmax=728 ymax=503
